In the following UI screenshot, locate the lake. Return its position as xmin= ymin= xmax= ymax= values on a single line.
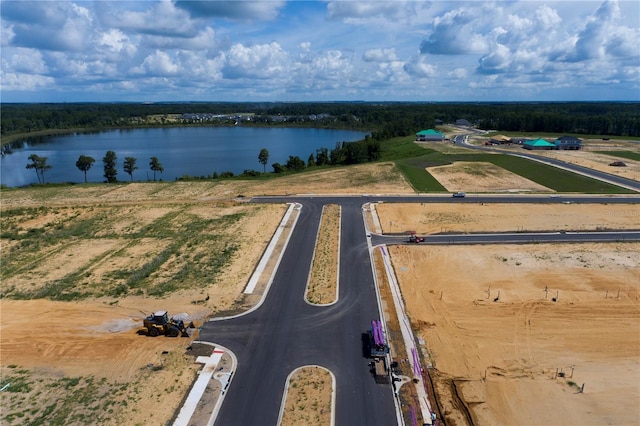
xmin=0 ymin=127 xmax=368 ymax=187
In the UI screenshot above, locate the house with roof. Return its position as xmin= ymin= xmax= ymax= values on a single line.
xmin=487 ymin=134 xmax=511 ymax=145
xmin=554 ymin=136 xmax=582 ymax=150
xmin=523 ymin=138 xmax=555 ymax=150
xmin=415 ymin=129 xmax=444 ymax=142
xmin=455 ymin=119 xmax=472 ymax=127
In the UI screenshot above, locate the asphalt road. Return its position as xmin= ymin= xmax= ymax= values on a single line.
xmin=199 ymin=200 xmax=397 ymax=426
xmin=199 ymin=195 xmax=640 ymax=426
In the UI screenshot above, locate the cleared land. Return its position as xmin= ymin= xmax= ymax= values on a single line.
xmin=388 ymin=243 xmax=639 ymax=426
xmin=376 ymin=202 xmax=640 ymax=234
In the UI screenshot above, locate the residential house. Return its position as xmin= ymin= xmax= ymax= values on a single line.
xmin=415 ymin=129 xmax=444 ymax=141
xmin=523 ymin=138 xmax=556 ymax=150
xmin=554 ymin=136 xmax=582 ymax=150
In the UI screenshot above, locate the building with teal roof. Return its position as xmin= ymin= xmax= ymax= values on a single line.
xmin=415 ymin=129 xmax=444 ymax=141
xmin=523 ymin=138 xmax=555 ymax=150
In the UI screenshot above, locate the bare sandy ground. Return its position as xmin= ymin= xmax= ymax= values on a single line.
xmin=0 ymin=162 xmax=412 ymax=424
xmin=375 ymin=202 xmax=640 ymax=234
xmin=389 ymin=243 xmax=640 ymax=426
xmin=427 ymin=161 xmax=552 ymax=193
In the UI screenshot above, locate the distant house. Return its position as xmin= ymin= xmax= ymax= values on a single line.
xmin=435 ymin=119 xmax=444 ymax=126
xmin=554 ymin=136 xmax=582 ymax=150
xmin=488 ymin=134 xmax=511 ymax=145
xmin=511 ymin=137 xmax=528 ymax=145
xmin=455 ymin=119 xmax=472 ymax=127
xmin=415 ymin=129 xmax=444 ymax=141
xmin=523 ymin=138 xmax=555 ymax=150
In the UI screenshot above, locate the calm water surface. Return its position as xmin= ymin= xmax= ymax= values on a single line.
xmin=1 ymin=127 xmax=368 ymax=187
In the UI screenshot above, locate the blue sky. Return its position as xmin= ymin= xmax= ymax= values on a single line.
xmin=1 ymin=0 xmax=639 ymax=102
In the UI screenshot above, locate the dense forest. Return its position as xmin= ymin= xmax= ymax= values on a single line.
xmin=1 ymin=102 xmax=638 ymax=142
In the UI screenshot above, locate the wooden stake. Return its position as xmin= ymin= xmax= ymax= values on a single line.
xmin=580 ymin=383 xmax=585 ymax=393
xmin=544 ymin=286 xmax=548 ymax=299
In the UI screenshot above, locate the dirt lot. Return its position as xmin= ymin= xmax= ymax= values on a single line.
xmin=376 ymin=202 xmax=640 ymax=234
xmin=388 ymin=242 xmax=639 ymax=426
xmin=375 ymin=201 xmax=640 ymax=425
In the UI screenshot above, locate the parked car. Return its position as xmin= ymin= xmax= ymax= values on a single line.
xmin=452 ymin=192 xmax=466 ymax=198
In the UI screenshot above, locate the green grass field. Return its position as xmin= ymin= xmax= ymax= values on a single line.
xmin=379 ymin=138 xmax=634 ymax=194
xmin=594 ymin=151 xmax=640 ymax=162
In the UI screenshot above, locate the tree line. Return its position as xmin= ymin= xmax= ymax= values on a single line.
xmin=2 ymin=102 xmax=638 ymax=141
xmin=26 ymin=152 xmax=164 ymax=184
xmin=22 ymin=135 xmax=380 ymax=185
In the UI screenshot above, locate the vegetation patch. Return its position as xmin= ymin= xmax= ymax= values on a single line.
xmin=594 ymin=151 xmax=640 ymax=162
xmin=0 ymin=202 xmax=244 ymax=300
xmin=306 ymin=204 xmax=340 ymax=305
xmin=280 ymin=366 xmax=333 ymax=426
xmin=0 ymin=351 xmax=197 ymax=426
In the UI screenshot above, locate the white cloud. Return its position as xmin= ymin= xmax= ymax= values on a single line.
xmin=363 ymin=48 xmax=397 ymax=63
xmin=403 ymin=55 xmax=437 ymax=78
xmin=1 ymin=20 xmax=15 ymax=46
xmin=106 ymin=0 xmax=198 ymax=37
xmin=0 ymin=0 xmax=637 ymax=101
xmin=131 ymin=50 xmax=180 ymax=76
xmin=0 ymin=71 xmax=55 ymax=91
xmin=97 ymin=29 xmax=137 ymax=59
xmin=4 ymin=48 xmax=48 ymax=74
xmin=420 ymin=6 xmax=490 ymax=55
xmin=223 ymin=42 xmax=288 ymax=79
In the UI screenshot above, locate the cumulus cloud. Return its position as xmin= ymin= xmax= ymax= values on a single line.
xmin=175 ymin=0 xmax=285 ymax=21
xmin=2 ymin=1 xmax=94 ymax=51
xmin=0 ymin=0 xmax=637 ymax=101
xmin=97 ymin=29 xmax=137 ymax=59
xmin=420 ymin=6 xmax=489 ymax=55
xmin=0 ymin=71 xmax=55 ymax=91
xmin=566 ymin=0 xmax=639 ymax=62
xmin=403 ymin=56 xmax=437 ymax=78
xmin=222 ymin=42 xmax=288 ymax=79
xmin=131 ymin=50 xmax=180 ymax=76
xmin=1 ymin=20 xmax=15 ymax=46
xmin=3 ymin=48 xmax=48 ymax=74
xmin=363 ymin=48 xmax=397 ymax=63
xmin=105 ymin=0 xmax=198 ymax=38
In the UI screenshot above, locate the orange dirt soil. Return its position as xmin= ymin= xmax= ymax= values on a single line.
xmin=389 ymin=243 xmax=640 ymax=425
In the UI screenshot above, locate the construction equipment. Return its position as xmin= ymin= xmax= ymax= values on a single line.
xmin=368 ymin=320 xmax=391 ymax=384
xmin=143 ymin=311 xmax=191 ymax=337
xmin=407 ymin=231 xmax=424 ymax=243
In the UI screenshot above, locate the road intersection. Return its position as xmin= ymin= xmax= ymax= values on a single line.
xmin=194 ymin=194 xmax=639 ymax=425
